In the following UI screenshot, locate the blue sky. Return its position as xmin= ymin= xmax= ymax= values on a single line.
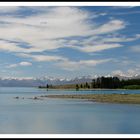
xmin=0 ymin=6 xmax=140 ymax=79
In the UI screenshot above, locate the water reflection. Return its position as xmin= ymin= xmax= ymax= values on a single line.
xmin=0 ymin=87 xmax=140 ymax=134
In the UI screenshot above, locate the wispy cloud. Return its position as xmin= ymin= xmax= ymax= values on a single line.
xmin=64 ymin=34 xmax=140 ymax=53
xmin=0 ymin=7 xmax=91 ymax=55
xmin=0 ymin=40 xmax=25 ymax=53
xmin=110 ymin=10 xmax=140 ymax=16
xmin=91 ymin=20 xmax=126 ymax=35
xmin=7 ymin=61 xmax=32 ymax=68
xmin=0 ymin=6 xmax=139 ymax=78
xmin=0 ymin=6 xmax=20 ymax=13
xmin=17 ymin=53 xmax=67 ymax=62
xmin=57 ymin=59 xmax=111 ymax=71
xmin=76 ymin=43 xmax=122 ymax=53
xmin=100 ymin=34 xmax=140 ymax=43
xmin=0 ymin=7 xmax=127 ymax=55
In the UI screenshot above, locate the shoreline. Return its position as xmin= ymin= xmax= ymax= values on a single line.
xmin=38 ymin=88 xmax=140 ymax=91
xmin=41 ymin=94 xmax=140 ymax=104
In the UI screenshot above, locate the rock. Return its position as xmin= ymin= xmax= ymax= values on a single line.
xmin=33 ymin=96 xmax=38 ymax=100
xmin=14 ymin=96 xmax=19 ymax=99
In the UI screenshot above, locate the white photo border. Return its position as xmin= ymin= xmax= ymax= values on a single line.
xmin=0 ymin=1 xmax=140 ymax=138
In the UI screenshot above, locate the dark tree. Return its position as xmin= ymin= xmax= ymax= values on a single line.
xmin=91 ymin=79 xmax=95 ymax=88
xmin=76 ymin=84 xmax=79 ymax=91
xmin=46 ymin=84 xmax=49 ymax=89
xmin=92 ymin=76 xmax=122 ymax=89
xmin=85 ymin=82 xmax=89 ymax=88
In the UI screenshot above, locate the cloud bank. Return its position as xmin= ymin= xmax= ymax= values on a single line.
xmin=0 ymin=6 xmax=139 ymax=76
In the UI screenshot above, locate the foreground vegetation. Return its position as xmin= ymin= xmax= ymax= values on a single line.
xmin=123 ymin=85 xmax=140 ymax=89
xmin=44 ymin=94 xmax=140 ymax=104
xmin=39 ymin=76 xmax=140 ymax=90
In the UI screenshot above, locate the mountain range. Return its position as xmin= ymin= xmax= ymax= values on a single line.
xmin=0 ymin=75 xmax=140 ymax=87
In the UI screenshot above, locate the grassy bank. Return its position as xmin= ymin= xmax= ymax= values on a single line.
xmin=43 ymin=94 xmax=140 ymax=104
xmin=123 ymin=85 xmax=140 ymax=89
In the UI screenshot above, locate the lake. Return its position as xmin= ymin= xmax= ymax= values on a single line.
xmin=0 ymin=87 xmax=140 ymax=134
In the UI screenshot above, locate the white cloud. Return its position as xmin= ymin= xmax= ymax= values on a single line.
xmin=8 ymin=64 xmax=18 ymax=68
xmin=17 ymin=53 xmax=110 ymax=71
xmin=77 ymin=43 xmax=122 ymax=53
xmin=7 ymin=61 xmax=32 ymax=68
xmin=31 ymin=55 xmax=67 ymax=62
xmin=0 ymin=6 xmax=137 ymax=74
xmin=57 ymin=59 xmax=111 ymax=71
xmin=0 ymin=40 xmax=25 ymax=52
xmin=0 ymin=7 xmax=89 ymax=53
xmin=101 ymin=34 xmax=140 ymax=43
xmin=17 ymin=53 xmax=67 ymax=62
xmin=19 ymin=61 xmax=32 ymax=66
xmin=0 ymin=39 xmax=64 ymax=53
xmin=91 ymin=20 xmax=126 ymax=35
xmin=0 ymin=7 xmax=127 ymax=55
xmin=0 ymin=6 xmax=20 ymax=13
xmin=64 ymin=33 xmax=140 ymax=53
xmin=0 ymin=7 xmax=92 ymax=39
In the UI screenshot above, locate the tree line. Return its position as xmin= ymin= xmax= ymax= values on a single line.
xmin=76 ymin=76 xmax=140 ymax=90
xmin=38 ymin=76 xmax=140 ymax=90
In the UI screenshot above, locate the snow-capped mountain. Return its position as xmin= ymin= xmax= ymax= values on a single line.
xmin=113 ymin=74 xmax=140 ymax=80
xmin=0 ymin=76 xmax=93 ymax=87
xmin=0 ymin=74 xmax=140 ymax=87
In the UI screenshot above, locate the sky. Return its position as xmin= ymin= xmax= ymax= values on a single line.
xmin=0 ymin=6 xmax=140 ymax=79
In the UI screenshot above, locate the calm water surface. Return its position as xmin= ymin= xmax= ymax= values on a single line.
xmin=0 ymin=87 xmax=140 ymax=134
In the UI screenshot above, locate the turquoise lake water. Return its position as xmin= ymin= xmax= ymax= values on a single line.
xmin=0 ymin=87 xmax=140 ymax=134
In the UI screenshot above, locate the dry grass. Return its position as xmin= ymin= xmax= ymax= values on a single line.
xmin=44 ymin=94 xmax=140 ymax=104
